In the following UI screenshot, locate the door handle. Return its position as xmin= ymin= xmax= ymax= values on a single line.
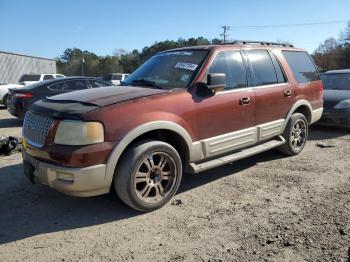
xmin=284 ymin=90 xmax=292 ymax=97
xmin=239 ymin=97 xmax=251 ymax=105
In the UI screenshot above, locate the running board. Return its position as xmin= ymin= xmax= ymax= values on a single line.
xmin=187 ymin=136 xmax=286 ymax=174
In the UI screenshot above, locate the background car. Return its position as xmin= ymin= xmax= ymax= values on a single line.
xmin=101 ymin=73 xmax=130 ymax=85
xmin=319 ymin=69 xmax=350 ymax=128
xmin=7 ymin=77 xmax=112 ymax=118
xmin=0 ymin=73 xmax=65 ymax=107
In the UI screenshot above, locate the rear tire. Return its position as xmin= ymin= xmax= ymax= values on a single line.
xmin=114 ymin=140 xmax=182 ymax=212
xmin=278 ymin=113 xmax=308 ymax=156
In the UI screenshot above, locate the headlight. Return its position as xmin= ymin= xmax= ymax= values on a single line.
xmin=334 ymin=99 xmax=350 ymax=109
xmin=54 ymin=120 xmax=104 ymax=145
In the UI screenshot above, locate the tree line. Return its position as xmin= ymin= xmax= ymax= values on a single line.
xmin=56 ymin=22 xmax=350 ymax=76
xmin=56 ymin=37 xmax=222 ymax=76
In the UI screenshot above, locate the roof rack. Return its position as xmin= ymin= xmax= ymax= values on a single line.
xmin=227 ymin=40 xmax=294 ymax=48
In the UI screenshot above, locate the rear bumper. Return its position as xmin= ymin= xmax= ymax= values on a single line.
xmin=310 ymin=107 xmax=323 ymax=125
xmin=22 ymin=151 xmax=110 ymax=197
xmin=318 ymin=108 xmax=350 ymax=128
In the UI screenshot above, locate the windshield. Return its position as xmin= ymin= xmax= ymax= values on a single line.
xmin=19 ymin=74 xmax=41 ymax=82
xmin=320 ymin=73 xmax=350 ymax=90
xmin=123 ymin=50 xmax=209 ymax=89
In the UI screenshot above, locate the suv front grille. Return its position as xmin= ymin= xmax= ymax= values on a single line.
xmin=23 ymin=111 xmax=53 ymax=148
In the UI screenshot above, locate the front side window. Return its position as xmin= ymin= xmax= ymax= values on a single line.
xmin=246 ymin=50 xmax=278 ymax=86
xmin=62 ymin=80 xmax=89 ymax=91
xmin=123 ymin=50 xmax=209 ymax=89
xmin=320 ymin=73 xmax=350 ymax=90
xmin=208 ymin=50 xmax=247 ymax=90
xmin=282 ymin=51 xmax=319 ymax=83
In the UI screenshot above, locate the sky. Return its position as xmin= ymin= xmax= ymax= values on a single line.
xmin=0 ymin=0 xmax=349 ymax=59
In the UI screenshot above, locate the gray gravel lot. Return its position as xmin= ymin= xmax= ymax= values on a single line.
xmin=0 ymin=108 xmax=349 ymax=262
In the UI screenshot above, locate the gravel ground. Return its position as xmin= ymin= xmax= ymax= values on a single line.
xmin=0 ymin=108 xmax=349 ymax=262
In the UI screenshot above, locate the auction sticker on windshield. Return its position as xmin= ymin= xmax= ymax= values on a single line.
xmin=175 ymin=62 xmax=198 ymax=71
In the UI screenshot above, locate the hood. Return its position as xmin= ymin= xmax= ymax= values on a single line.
xmin=47 ymin=86 xmax=168 ymax=107
xmin=323 ymin=89 xmax=350 ymax=108
xmin=30 ymin=86 xmax=168 ymax=119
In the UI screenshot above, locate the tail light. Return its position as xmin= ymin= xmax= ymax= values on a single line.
xmin=14 ymin=93 xmax=33 ymax=98
xmin=319 ymin=81 xmax=323 ymax=98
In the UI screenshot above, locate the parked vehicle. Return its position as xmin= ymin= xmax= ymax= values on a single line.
xmin=0 ymin=73 xmax=65 ymax=107
xmin=319 ymin=69 xmax=350 ymax=128
xmin=101 ymin=73 xmax=130 ymax=85
xmin=7 ymin=77 xmax=112 ymax=118
xmin=21 ymin=41 xmax=323 ymax=211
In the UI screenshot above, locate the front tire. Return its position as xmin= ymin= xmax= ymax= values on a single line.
xmin=114 ymin=140 xmax=183 ymax=212
xmin=278 ymin=113 xmax=308 ymax=155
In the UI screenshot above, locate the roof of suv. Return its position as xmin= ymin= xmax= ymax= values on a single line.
xmin=163 ymin=42 xmax=304 ymax=53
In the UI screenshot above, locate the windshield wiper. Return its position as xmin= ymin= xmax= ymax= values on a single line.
xmin=132 ymin=79 xmax=164 ymax=89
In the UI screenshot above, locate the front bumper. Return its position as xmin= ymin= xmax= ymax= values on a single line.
xmin=318 ymin=108 xmax=350 ymax=128
xmin=22 ymin=151 xmax=110 ymax=197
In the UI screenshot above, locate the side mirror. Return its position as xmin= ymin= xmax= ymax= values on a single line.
xmin=207 ymin=73 xmax=226 ymax=91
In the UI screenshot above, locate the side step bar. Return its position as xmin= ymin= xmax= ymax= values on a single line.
xmin=187 ymin=136 xmax=286 ymax=174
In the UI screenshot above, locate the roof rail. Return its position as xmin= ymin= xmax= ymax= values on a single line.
xmin=227 ymin=40 xmax=294 ymax=48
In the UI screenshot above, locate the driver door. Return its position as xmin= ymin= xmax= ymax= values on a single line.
xmin=194 ymin=50 xmax=256 ymax=158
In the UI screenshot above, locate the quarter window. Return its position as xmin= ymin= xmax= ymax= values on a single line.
xmin=246 ymin=50 xmax=278 ymax=86
xmin=62 ymin=80 xmax=88 ymax=91
xmin=282 ymin=51 xmax=319 ymax=83
xmin=208 ymin=50 xmax=247 ymax=90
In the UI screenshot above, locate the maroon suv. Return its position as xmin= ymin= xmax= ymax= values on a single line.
xmin=22 ymin=41 xmax=323 ymax=211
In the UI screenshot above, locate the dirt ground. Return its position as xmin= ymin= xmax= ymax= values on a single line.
xmin=0 ymin=108 xmax=349 ymax=262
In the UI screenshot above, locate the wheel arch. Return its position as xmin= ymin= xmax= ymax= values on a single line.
xmin=105 ymin=121 xmax=195 ymax=185
xmin=283 ymin=100 xmax=312 ymax=131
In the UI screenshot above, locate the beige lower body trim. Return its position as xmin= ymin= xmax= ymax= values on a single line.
xmin=23 ymin=151 xmax=110 ymax=197
xmin=310 ymin=107 xmax=323 ymax=124
xmin=195 ymin=119 xmax=285 ymax=160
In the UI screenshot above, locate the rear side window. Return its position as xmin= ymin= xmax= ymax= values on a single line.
xmin=48 ymin=82 xmax=63 ymax=91
xmin=90 ymin=80 xmax=111 ymax=88
xmin=62 ymin=80 xmax=89 ymax=91
xmin=112 ymin=74 xmax=123 ymax=80
xmin=43 ymin=75 xmax=54 ymax=80
xmin=209 ymin=50 xmax=247 ymax=90
xmin=282 ymin=51 xmax=319 ymax=83
xmin=246 ymin=50 xmax=278 ymax=86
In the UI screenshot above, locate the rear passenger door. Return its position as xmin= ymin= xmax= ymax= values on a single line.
xmin=245 ymin=49 xmax=292 ymax=140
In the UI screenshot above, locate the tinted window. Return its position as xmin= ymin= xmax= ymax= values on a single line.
xmin=62 ymin=80 xmax=88 ymax=91
xmin=209 ymin=50 xmax=246 ymax=90
xmin=112 ymin=74 xmax=123 ymax=80
xmin=48 ymin=82 xmax=63 ymax=91
xmin=246 ymin=50 xmax=278 ymax=86
xmin=19 ymin=74 xmax=41 ymax=81
xmin=90 ymin=80 xmax=111 ymax=88
xmin=56 ymin=75 xmax=65 ymax=78
xmin=320 ymin=73 xmax=350 ymax=90
xmin=43 ymin=75 xmax=54 ymax=80
xmin=282 ymin=51 xmax=319 ymax=83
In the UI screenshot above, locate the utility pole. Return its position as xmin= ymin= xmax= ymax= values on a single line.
xmin=81 ymin=57 xmax=85 ymax=76
xmin=221 ymin=25 xmax=230 ymax=44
